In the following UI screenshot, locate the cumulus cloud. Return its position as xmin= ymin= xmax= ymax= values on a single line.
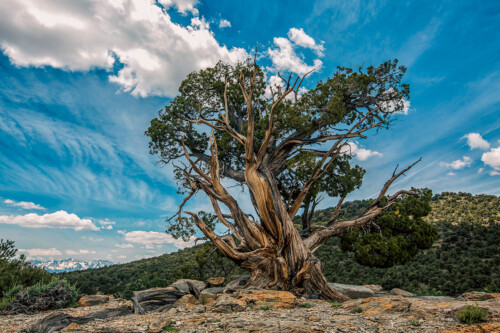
xmin=481 ymin=147 xmax=500 ymax=172
xmin=463 ymin=133 xmax=490 ymax=150
xmin=287 ymin=28 xmax=324 ymax=56
xmin=0 ymin=211 xmax=100 ymax=231
xmin=341 ymin=142 xmax=382 ymax=161
xmin=268 ymin=28 xmax=323 ymax=75
xmin=19 ymin=248 xmax=62 ymax=257
xmin=124 ymin=230 xmax=197 ymax=249
xmin=219 ymin=19 xmax=231 ymax=28
xmin=439 ymin=156 xmax=472 ymax=170
xmin=4 ymin=199 xmax=46 ymax=210
xmin=0 ymin=0 xmax=247 ymax=97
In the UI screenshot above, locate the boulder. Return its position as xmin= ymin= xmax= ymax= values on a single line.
xmin=77 ymin=295 xmax=109 ymax=307
xmin=131 ymin=287 xmax=186 ymax=314
xmin=214 ymin=295 xmax=246 ymax=313
xmin=224 ymin=275 xmax=251 ymax=292
xmin=390 ymin=288 xmax=414 ymax=297
xmin=175 ymin=294 xmax=198 ymax=309
xmin=170 ymin=279 xmax=207 ymax=293
xmin=328 ymin=283 xmax=375 ymax=299
xmin=207 ymin=277 xmax=225 ymax=287
xmin=461 ymin=291 xmax=499 ymax=301
xmin=236 ymin=289 xmax=297 ymax=309
xmin=362 ymin=285 xmax=384 ymax=293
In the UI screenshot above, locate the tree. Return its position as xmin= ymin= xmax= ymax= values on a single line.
xmin=146 ymin=58 xmax=437 ymax=301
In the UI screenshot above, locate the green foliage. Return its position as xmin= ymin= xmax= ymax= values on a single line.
xmin=0 ymin=240 xmax=53 ymax=298
xmin=351 ymin=307 xmax=363 ymax=313
xmin=0 ymin=278 xmax=78 ymax=313
xmin=298 ymin=302 xmax=313 ymax=308
xmin=409 ymin=319 xmax=421 ymax=326
xmin=331 ymin=301 xmax=342 ymax=308
xmin=259 ymin=305 xmax=270 ymax=311
xmin=456 ymin=304 xmax=488 ymax=324
xmin=340 ymin=188 xmax=437 ymax=268
xmin=162 ymin=321 xmax=180 ymax=332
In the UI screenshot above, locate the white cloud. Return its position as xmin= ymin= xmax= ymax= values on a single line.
xmin=117 ymin=255 xmax=127 ymax=259
xmin=98 ymin=218 xmax=116 ymax=230
xmin=65 ymin=249 xmax=96 ymax=255
xmin=19 ymin=248 xmax=62 ymax=257
xmin=115 ymin=243 xmax=134 ymax=248
xmin=490 ymin=170 xmax=500 ymax=176
xmin=4 ymin=199 xmax=46 ymax=210
xmin=219 ymin=19 xmax=231 ymax=28
xmin=439 ymin=156 xmax=472 ymax=170
xmin=0 ymin=0 xmax=247 ymax=97
xmin=341 ymin=142 xmax=382 ymax=161
xmin=0 ymin=210 xmax=99 ymax=231
xmin=117 ymin=230 xmax=126 ymax=235
xmin=463 ymin=133 xmax=490 ymax=150
xmin=159 ymin=0 xmax=199 ymax=15
xmin=481 ymin=147 xmax=500 ymax=171
xmin=124 ymin=230 xmax=197 ymax=249
xmin=287 ymin=28 xmax=324 ymax=56
xmin=268 ymin=28 xmax=323 ymax=75
xmin=478 ymin=168 xmax=484 ymax=173
xmin=447 ymin=171 xmax=456 ymax=176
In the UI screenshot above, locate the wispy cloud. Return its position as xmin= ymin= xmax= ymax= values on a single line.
xmin=4 ymin=199 xmax=45 ymax=210
xmin=463 ymin=133 xmax=490 ymax=150
xmin=19 ymin=248 xmax=62 ymax=257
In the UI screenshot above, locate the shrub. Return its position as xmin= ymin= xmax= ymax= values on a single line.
xmin=351 ymin=307 xmax=363 ymax=313
xmin=456 ymin=304 xmax=488 ymax=324
xmin=298 ymin=302 xmax=312 ymax=308
xmin=162 ymin=321 xmax=179 ymax=332
xmin=259 ymin=305 xmax=270 ymax=311
xmin=0 ymin=278 xmax=78 ymax=313
xmin=409 ymin=319 xmax=421 ymax=326
xmin=331 ymin=301 xmax=342 ymax=308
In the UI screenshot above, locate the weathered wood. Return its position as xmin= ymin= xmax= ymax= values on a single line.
xmin=131 ymin=287 xmax=187 ymax=314
xmin=25 ymin=306 xmax=131 ymax=333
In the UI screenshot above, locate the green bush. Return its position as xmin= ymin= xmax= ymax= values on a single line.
xmin=0 ymin=278 xmax=78 ymax=313
xmin=456 ymin=304 xmax=488 ymax=324
xmin=0 ymin=239 xmax=53 ymax=298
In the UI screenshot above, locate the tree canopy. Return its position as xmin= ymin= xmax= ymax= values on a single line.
xmin=146 ymin=58 xmax=436 ymax=300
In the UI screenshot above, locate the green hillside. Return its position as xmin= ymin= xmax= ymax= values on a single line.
xmin=62 ymin=192 xmax=500 ymax=298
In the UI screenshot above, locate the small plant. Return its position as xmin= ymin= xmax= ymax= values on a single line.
xmin=212 ymin=318 xmax=221 ymax=323
xmin=199 ymin=294 xmax=207 ymax=305
xmin=331 ymin=301 xmax=342 ymax=308
xmin=409 ymin=319 xmax=421 ymax=327
xmin=298 ymin=302 xmax=312 ymax=308
xmin=259 ymin=304 xmax=270 ymax=311
xmin=162 ymin=321 xmax=179 ymax=332
xmin=456 ymin=304 xmax=488 ymax=324
xmin=351 ymin=306 xmax=363 ymax=314
xmin=247 ymin=303 xmax=254 ymax=309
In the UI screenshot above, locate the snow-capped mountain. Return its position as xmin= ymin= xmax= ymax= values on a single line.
xmin=30 ymin=258 xmax=114 ymax=273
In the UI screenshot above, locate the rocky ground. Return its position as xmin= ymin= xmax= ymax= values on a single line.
xmin=1 ymin=280 xmax=499 ymax=333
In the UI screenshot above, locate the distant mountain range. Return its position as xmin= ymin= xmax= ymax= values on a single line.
xmin=30 ymin=258 xmax=115 ymax=273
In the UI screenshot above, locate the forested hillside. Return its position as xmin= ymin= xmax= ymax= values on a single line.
xmin=62 ymin=192 xmax=499 ymax=298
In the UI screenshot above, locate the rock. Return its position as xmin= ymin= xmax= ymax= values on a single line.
xmin=77 ymin=295 xmax=109 ymax=307
xmin=461 ymin=291 xmax=500 ymax=301
xmin=362 ymin=285 xmax=384 ymax=293
xmin=415 ymin=296 xmax=456 ymax=301
xmin=207 ymin=277 xmax=225 ymax=287
xmin=390 ymin=288 xmax=414 ymax=297
xmin=170 ymin=279 xmax=207 ymax=293
xmin=175 ymin=294 xmax=198 ymax=309
xmin=224 ymin=275 xmax=251 ymax=292
xmin=201 ymin=287 xmax=225 ymax=295
xmin=236 ymin=289 xmax=297 ymax=309
xmin=328 ymin=283 xmax=375 ymax=299
xmin=214 ymin=295 xmax=246 ymax=312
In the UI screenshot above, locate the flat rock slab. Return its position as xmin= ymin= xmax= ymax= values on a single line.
xmin=77 ymin=295 xmax=109 ymax=307
xmin=329 ymin=282 xmax=375 ymax=299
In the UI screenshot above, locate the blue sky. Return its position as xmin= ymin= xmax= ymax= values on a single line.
xmin=0 ymin=0 xmax=498 ymax=263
